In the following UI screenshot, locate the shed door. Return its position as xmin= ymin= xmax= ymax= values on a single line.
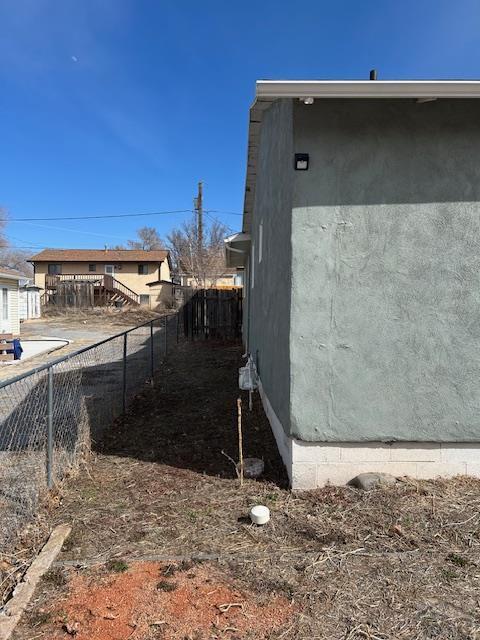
xmin=0 ymin=288 xmax=11 ymax=333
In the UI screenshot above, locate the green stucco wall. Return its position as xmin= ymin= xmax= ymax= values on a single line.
xmin=290 ymin=99 xmax=480 ymax=442
xmin=247 ymin=99 xmax=293 ymax=432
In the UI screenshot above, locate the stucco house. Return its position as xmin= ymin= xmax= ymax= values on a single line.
xmin=30 ymin=249 xmax=173 ymax=308
xmin=226 ymin=79 xmax=480 ymax=489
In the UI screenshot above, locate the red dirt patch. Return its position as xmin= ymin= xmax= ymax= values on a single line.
xmin=44 ymin=561 xmax=293 ymax=639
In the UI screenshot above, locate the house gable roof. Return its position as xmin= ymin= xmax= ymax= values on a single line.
xmin=29 ymin=249 xmax=170 ymax=263
xmin=243 ymin=79 xmax=480 ymax=232
xmin=0 ymin=266 xmax=23 ymax=280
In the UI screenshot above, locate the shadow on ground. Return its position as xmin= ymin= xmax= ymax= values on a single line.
xmin=96 ymin=339 xmax=288 ymax=487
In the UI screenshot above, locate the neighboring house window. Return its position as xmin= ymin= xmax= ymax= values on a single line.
xmin=1 ymin=288 xmax=8 ymax=320
xmin=105 ymin=265 xmax=115 ymax=275
xmin=88 ymin=264 xmax=96 ymax=272
xmin=138 ymin=264 xmax=148 ymax=275
xmin=259 ymin=222 xmax=263 ymax=263
xmin=48 ymin=264 xmax=62 ymax=275
xmin=139 ymin=294 xmax=150 ymax=306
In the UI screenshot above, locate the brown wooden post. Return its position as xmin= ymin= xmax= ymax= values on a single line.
xmin=237 ymin=398 xmax=243 ymax=486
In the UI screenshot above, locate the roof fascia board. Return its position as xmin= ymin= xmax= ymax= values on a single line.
xmin=0 ymin=273 xmax=22 ymax=281
xmin=256 ymin=80 xmax=480 ymax=99
xmin=30 ymin=257 xmax=167 ymax=263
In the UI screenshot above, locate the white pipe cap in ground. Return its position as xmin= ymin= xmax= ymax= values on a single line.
xmin=249 ymin=505 xmax=270 ymax=525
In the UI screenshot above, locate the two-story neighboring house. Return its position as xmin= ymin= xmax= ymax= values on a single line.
xmin=29 ymin=249 xmax=173 ymax=308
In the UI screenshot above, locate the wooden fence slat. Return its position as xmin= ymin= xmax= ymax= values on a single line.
xmin=182 ymin=288 xmax=243 ymax=340
xmin=55 ymin=281 xmax=95 ymax=309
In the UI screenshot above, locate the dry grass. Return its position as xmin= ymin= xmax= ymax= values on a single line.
xmin=41 ymin=305 xmax=167 ymax=326
xmin=0 ymin=509 xmax=51 ymax=607
xmin=9 ymin=340 xmax=480 ymax=639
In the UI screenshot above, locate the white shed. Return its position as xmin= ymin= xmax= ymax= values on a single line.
xmin=19 ymin=281 xmax=41 ymax=320
xmin=0 ymin=269 xmax=22 ymax=336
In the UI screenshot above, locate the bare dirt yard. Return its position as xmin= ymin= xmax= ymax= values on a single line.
xmin=7 ymin=338 xmax=480 ymax=640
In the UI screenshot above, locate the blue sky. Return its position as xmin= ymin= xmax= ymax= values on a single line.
xmin=1 ymin=0 xmax=479 ymax=252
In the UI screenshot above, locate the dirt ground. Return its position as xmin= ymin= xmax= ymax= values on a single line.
xmin=24 ymin=561 xmax=294 ymax=640
xmin=8 ymin=338 xmax=480 ymax=640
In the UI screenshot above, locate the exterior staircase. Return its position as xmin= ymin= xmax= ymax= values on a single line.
xmin=102 ymin=275 xmax=140 ymax=305
xmin=44 ymin=274 xmax=140 ymax=307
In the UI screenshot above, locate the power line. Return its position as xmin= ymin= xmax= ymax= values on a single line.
xmin=2 ymin=208 xmax=243 ymax=223
xmin=207 ymin=210 xmax=243 ymax=216
xmin=204 ymin=211 xmax=237 ymax=234
xmin=0 ymin=208 xmax=242 ymax=249
xmin=4 ymin=209 xmax=192 ymax=222
xmin=6 ymin=233 xmax=45 ymax=248
xmin=20 ymin=220 xmax=131 ymax=240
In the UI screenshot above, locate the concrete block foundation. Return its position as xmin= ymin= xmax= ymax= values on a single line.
xmin=259 ymin=380 xmax=480 ymax=490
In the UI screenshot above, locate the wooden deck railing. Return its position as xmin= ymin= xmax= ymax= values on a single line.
xmin=45 ymin=274 xmax=140 ymax=304
xmin=45 ymin=273 xmax=103 ymax=288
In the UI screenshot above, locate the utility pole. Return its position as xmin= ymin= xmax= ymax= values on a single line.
xmin=194 ymin=181 xmax=203 ymax=250
xmin=193 ymin=181 xmax=204 ymax=287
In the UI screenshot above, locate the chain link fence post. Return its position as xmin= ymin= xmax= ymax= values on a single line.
xmin=164 ymin=314 xmax=168 ymax=356
xmin=150 ymin=320 xmax=154 ymax=380
xmin=46 ymin=366 xmax=54 ymax=489
xmin=122 ymin=332 xmax=128 ymax=413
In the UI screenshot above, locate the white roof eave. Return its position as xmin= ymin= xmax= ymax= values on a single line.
xmin=225 ymin=232 xmax=251 ymax=244
xmin=256 ymin=79 xmax=480 ymax=99
xmin=225 ymin=232 xmax=251 ymax=268
xmin=0 ymin=273 xmax=22 ymax=281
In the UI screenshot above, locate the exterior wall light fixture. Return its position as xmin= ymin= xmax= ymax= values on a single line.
xmin=294 ymin=153 xmax=309 ymax=171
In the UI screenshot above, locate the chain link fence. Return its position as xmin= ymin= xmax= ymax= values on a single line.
xmin=0 ymin=314 xmax=177 ymax=549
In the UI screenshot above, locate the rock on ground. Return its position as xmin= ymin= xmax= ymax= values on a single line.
xmin=348 ymin=472 xmax=397 ymax=491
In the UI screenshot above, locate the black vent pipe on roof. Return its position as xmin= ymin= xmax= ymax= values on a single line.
xmin=369 ymin=69 xmax=377 ymax=80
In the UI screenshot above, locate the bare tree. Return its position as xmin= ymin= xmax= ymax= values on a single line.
xmin=127 ymin=226 xmax=164 ymax=251
xmin=0 ymin=248 xmax=33 ymax=276
xmin=0 ymin=207 xmax=8 ymax=249
xmin=167 ymin=216 xmax=228 ymax=287
xmin=0 ymin=207 xmax=31 ymax=275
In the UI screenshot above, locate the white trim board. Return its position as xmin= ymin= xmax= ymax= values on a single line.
xmin=257 ymin=380 xmax=292 ymax=485
xmin=256 ymin=79 xmax=480 ymax=99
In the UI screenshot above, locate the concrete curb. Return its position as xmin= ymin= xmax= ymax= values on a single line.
xmin=0 ymin=524 xmax=71 ymax=640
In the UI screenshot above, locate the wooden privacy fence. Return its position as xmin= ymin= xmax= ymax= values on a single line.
xmin=183 ymin=289 xmax=243 ymax=339
xmin=55 ymin=281 xmax=95 ymax=308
